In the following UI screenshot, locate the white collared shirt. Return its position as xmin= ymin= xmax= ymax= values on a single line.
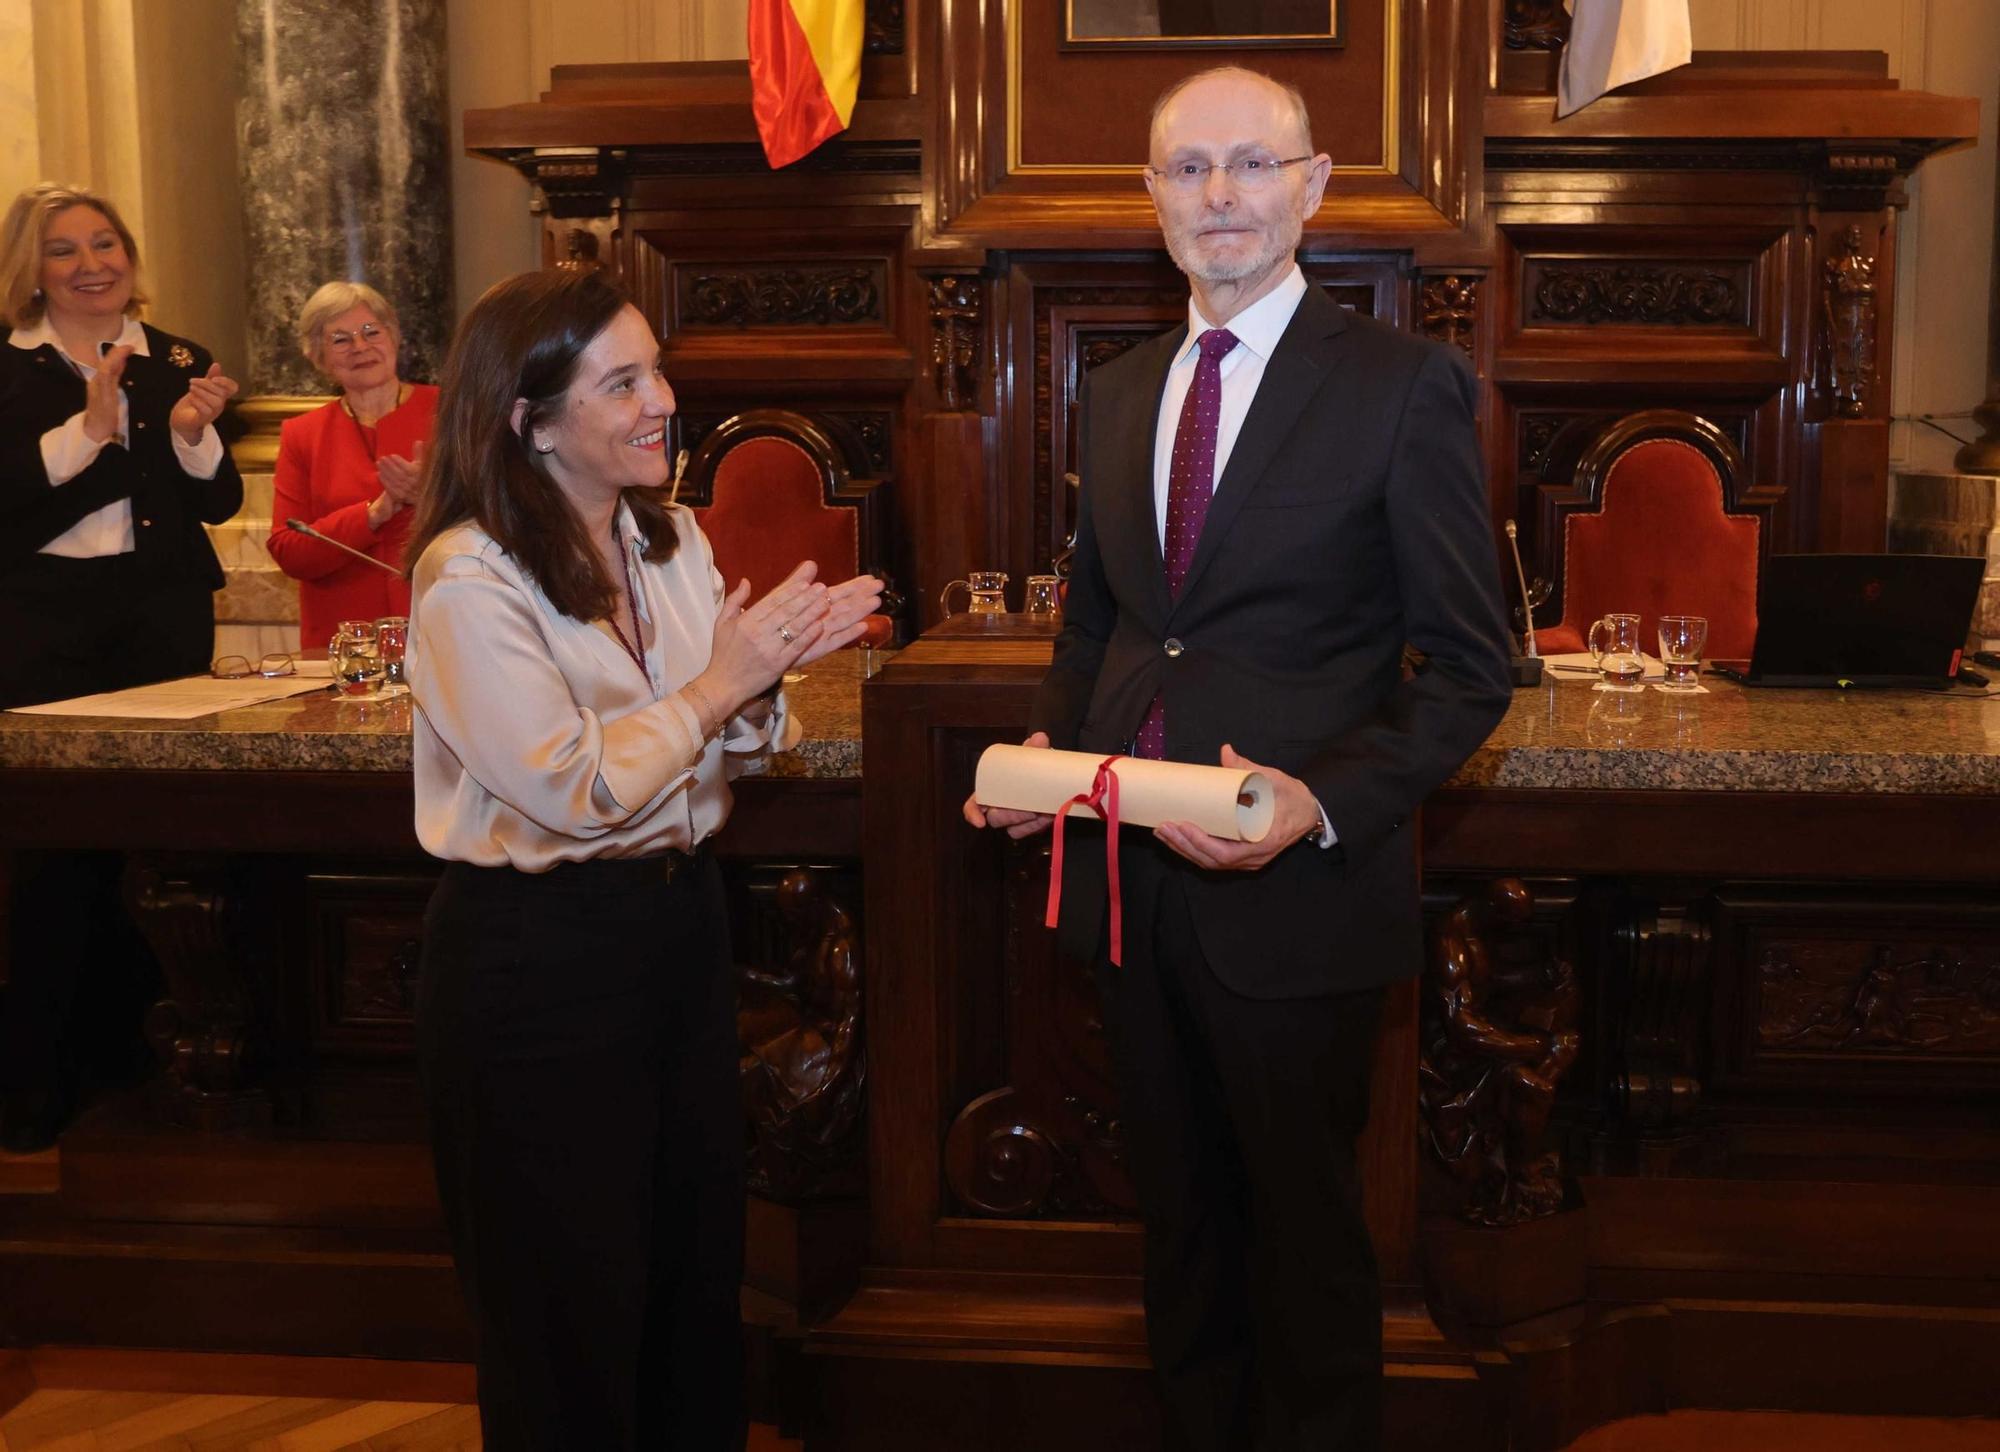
xmin=407 ymin=502 xmax=800 ymax=870
xmin=1150 ymin=263 xmax=1309 ymax=547
xmin=9 ymin=314 xmax=225 ymax=558
xmin=1147 ymin=264 xmax=1334 ymax=847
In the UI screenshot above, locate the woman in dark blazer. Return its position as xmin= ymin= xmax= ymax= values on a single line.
xmin=0 ymin=181 xmax=242 ymax=710
xmin=0 ymin=182 xmax=242 ymax=1154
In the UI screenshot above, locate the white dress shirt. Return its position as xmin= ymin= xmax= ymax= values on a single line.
xmin=1148 ymin=265 xmax=1335 ymax=847
xmin=1150 ymin=264 xmax=1308 ymax=546
xmin=408 ymin=501 xmax=799 ymax=870
xmin=9 ymin=314 xmax=225 ymax=558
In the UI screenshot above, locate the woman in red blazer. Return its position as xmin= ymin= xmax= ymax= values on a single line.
xmin=266 ymin=281 xmax=436 ymax=651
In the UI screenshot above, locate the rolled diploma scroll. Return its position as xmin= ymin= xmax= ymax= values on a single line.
xmin=974 ymin=745 xmax=1274 ymax=843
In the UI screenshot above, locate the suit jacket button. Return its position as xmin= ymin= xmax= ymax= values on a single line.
xmin=139 ymin=518 xmax=152 ymax=527
xmin=1164 ymin=638 xmax=1184 ymax=658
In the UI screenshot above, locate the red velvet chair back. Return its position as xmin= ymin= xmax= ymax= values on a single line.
xmin=692 ymin=435 xmax=861 ymax=599
xmin=1538 ymin=418 xmax=1761 ymax=660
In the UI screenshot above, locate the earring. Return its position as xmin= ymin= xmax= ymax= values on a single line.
xmin=534 ymin=439 xmax=555 ymax=455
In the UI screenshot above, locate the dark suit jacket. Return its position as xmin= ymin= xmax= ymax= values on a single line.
xmin=1031 ymin=284 xmax=1513 ymax=999
xmin=0 ymin=323 xmax=243 ymax=587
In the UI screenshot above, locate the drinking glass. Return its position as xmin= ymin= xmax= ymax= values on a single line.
xmin=330 ymin=619 xmax=384 ymax=697
xmin=1023 ymin=574 xmax=1061 ymax=619
xmin=939 ymin=570 xmax=1009 ymax=615
xmin=1657 ymin=614 xmax=1708 ymax=691
xmin=1587 ymin=612 xmax=1645 ymax=687
xmin=375 ymin=615 xmax=409 ymax=698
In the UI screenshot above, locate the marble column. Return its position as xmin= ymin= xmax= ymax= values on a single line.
xmin=236 ymin=0 xmax=453 ymax=396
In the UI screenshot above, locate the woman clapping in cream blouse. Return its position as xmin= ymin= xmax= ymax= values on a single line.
xmin=401 ymin=268 xmax=879 ymax=1451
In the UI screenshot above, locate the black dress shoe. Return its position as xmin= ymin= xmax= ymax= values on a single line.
xmin=0 ymin=1087 xmax=70 ymax=1154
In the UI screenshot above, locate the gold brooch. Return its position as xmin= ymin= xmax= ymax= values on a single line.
xmin=167 ymin=342 xmax=195 ymax=369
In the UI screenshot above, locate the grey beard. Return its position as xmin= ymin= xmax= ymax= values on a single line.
xmin=1163 ymin=215 xmax=1305 ymax=289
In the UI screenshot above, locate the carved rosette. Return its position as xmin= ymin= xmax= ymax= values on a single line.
xmin=1419 ymin=878 xmax=1580 ymax=1226
xmin=1532 ymin=266 xmax=1742 ymax=326
xmin=927 ymin=273 xmax=984 ymax=411
xmin=680 ymin=267 xmax=882 ymax=327
xmin=1420 ymin=274 xmax=1480 ymax=357
xmin=945 ymin=1088 xmax=1059 ymax=1216
xmin=1819 ymin=225 xmax=1879 ymax=418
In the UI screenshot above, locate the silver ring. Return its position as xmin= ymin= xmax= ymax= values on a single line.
xmin=777 ymin=624 xmax=795 ymax=644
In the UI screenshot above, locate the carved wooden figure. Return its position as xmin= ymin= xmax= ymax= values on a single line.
xmin=1821 ymin=224 xmax=1879 ymax=418
xmin=1419 ymin=878 xmax=1580 ymax=1226
xmin=737 ymin=867 xmax=867 ymax=1201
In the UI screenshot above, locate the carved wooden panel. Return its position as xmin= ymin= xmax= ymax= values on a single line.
xmin=674 ymin=262 xmax=888 ymax=329
xmin=1504 ymin=228 xmax=1786 ymax=351
xmin=1522 ymin=260 xmax=1753 ymax=329
xmin=626 ymin=228 xmax=912 ymax=367
xmin=304 ymin=871 xmax=437 ymax=1057
xmin=1712 ymin=890 xmax=2000 ymax=1096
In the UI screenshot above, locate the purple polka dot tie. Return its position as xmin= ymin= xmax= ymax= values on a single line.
xmin=1134 ymin=327 xmax=1238 ymax=761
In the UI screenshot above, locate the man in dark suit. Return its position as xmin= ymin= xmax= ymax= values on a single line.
xmin=966 ymin=66 xmax=1513 ymax=1450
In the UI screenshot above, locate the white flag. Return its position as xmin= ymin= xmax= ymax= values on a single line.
xmin=1557 ymin=0 xmax=1692 ymax=118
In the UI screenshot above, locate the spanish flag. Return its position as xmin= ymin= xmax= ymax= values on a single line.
xmin=749 ymin=0 xmax=864 ymax=170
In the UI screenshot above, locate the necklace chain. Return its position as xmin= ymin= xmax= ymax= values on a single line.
xmin=606 ymin=533 xmax=646 ymax=677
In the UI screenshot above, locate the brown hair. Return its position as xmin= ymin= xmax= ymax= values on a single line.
xmin=403 ymin=269 xmax=679 ymax=621
xmin=0 ymin=183 xmax=150 ymax=329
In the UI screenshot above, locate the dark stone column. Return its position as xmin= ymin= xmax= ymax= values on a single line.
xmin=236 ymin=0 xmax=453 ymax=396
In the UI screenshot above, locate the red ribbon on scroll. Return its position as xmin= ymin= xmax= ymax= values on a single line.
xmin=1044 ymin=754 xmax=1125 ymax=967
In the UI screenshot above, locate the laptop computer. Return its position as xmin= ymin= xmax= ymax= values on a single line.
xmin=1714 ymin=553 xmax=1984 ymax=689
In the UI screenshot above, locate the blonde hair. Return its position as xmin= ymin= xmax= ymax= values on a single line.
xmin=0 ymin=183 xmax=148 ymax=330
xmin=296 ymin=280 xmax=400 ymax=371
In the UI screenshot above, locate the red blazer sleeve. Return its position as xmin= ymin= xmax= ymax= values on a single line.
xmin=266 ymin=408 xmax=378 ymax=581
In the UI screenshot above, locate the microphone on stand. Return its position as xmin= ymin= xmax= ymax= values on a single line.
xmin=285 ymin=518 xmax=404 ymax=578
xmin=1502 ymin=520 xmax=1545 ymax=687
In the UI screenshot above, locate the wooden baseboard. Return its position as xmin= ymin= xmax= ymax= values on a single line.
xmin=21 ymin=1346 xmax=475 ymax=1404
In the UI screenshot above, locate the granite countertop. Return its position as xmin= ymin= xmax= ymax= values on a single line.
xmin=0 ymin=650 xmax=868 ymax=780
xmin=1448 ymin=672 xmax=2000 ymax=794
xmin=7 ymin=651 xmax=2000 ymax=795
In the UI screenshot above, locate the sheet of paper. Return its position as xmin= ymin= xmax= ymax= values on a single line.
xmin=975 ymin=744 xmax=1273 ymax=842
xmin=5 ymin=670 xmax=332 ymax=719
xmin=1541 ymin=650 xmax=1666 ymax=682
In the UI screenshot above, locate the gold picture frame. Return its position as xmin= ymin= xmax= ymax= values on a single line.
xmin=1063 ymin=0 xmax=1343 ymax=50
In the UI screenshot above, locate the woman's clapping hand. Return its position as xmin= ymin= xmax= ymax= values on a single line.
xmin=81 ymin=344 xmax=133 ymax=443
xmin=692 ymin=563 xmax=886 ymax=726
xmin=793 ymin=571 xmax=883 ymax=667
xmin=169 ymin=363 xmax=239 ymax=445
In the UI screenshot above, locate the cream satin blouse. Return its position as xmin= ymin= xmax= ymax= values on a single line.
xmin=408 ymin=502 xmax=798 ymax=869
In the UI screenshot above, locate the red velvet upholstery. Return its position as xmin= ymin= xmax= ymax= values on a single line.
xmin=692 ymin=436 xmax=862 ymax=598
xmin=1537 ymin=437 xmax=1760 ymax=659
